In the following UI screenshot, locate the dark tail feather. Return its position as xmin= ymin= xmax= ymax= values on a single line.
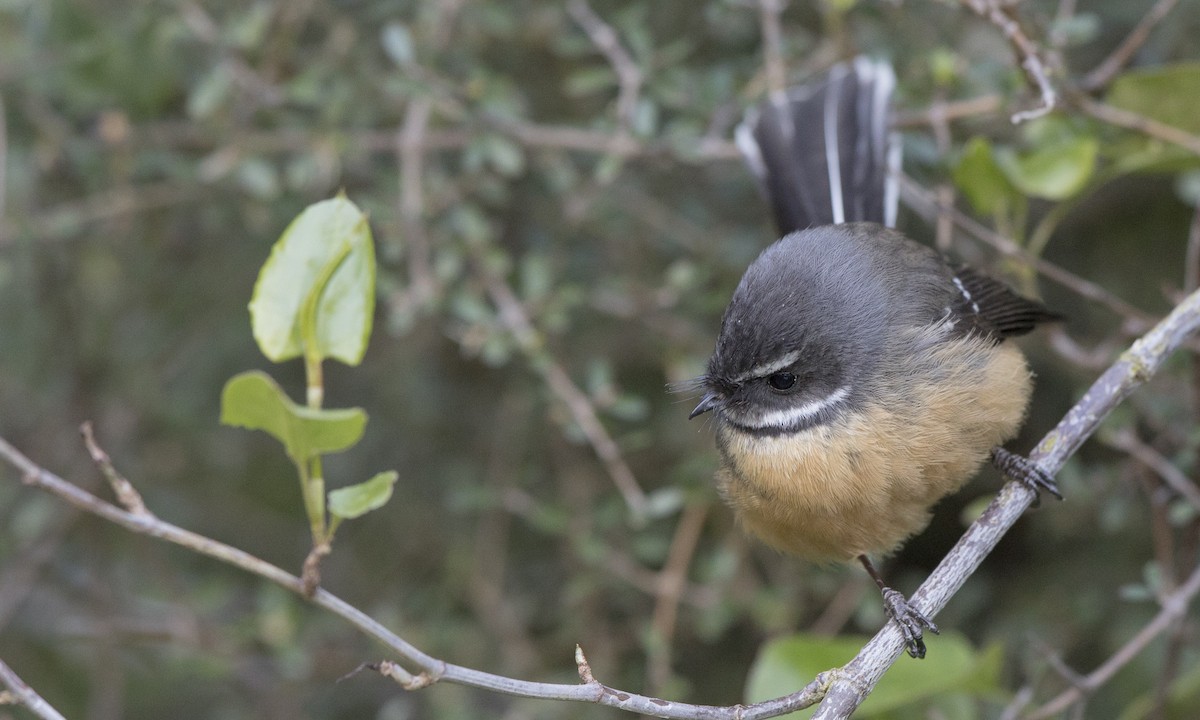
xmin=736 ymin=57 xmax=900 ymax=235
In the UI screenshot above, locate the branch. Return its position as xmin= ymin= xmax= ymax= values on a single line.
xmin=960 ymin=0 xmax=1057 ymax=123
xmin=811 ymin=284 xmax=1200 ymax=719
xmin=1072 ymin=93 xmax=1200 ymax=158
xmin=1080 ymin=0 xmax=1181 ymax=92
xmin=0 ymin=657 xmax=67 ymax=720
xmin=567 ymin=0 xmax=643 ymax=137
xmin=0 ymin=427 xmax=832 ymax=718
xmin=897 ymin=174 xmax=1158 ymax=331
xmin=479 ymin=263 xmax=650 ymax=520
xmin=3 ymin=291 xmax=1200 ymax=718
xmin=755 ymin=0 xmax=788 ymax=95
xmin=1025 ymin=558 xmax=1200 ymax=718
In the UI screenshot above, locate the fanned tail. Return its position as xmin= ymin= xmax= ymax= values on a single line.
xmin=736 ymin=57 xmax=900 ymax=234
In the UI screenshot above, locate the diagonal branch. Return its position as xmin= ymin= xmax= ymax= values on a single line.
xmin=4 ymin=286 xmax=1200 ymax=718
xmin=567 ymin=0 xmax=643 ymax=137
xmin=960 ymin=0 xmax=1057 ymax=123
xmin=811 ymin=284 xmax=1200 ymax=719
xmin=1024 ymin=558 xmax=1200 ymax=719
xmin=1080 ymin=0 xmax=1181 ymax=92
xmin=0 ymin=657 xmax=68 ymax=720
xmin=0 ymin=428 xmax=827 ymax=718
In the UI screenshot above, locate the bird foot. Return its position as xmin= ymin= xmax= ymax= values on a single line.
xmin=991 ymin=447 xmax=1062 ymax=504
xmin=881 ymin=588 xmax=939 ymax=659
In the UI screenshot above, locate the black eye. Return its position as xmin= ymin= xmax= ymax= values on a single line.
xmin=767 ymin=372 xmax=797 ymax=391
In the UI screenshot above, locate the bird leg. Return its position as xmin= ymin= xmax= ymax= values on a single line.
xmin=990 ymin=447 xmax=1062 ymax=503
xmin=858 ymin=555 xmax=938 ymax=659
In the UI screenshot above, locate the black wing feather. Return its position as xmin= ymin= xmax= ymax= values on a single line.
xmin=952 ymin=266 xmax=1062 ymax=339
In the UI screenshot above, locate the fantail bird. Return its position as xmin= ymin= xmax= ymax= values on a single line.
xmin=688 ymin=58 xmax=1061 ymax=658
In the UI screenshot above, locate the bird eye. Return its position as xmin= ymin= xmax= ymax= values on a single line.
xmin=767 ymin=372 xmax=797 ymax=391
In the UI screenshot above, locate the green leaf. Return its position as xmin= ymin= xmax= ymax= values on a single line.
xmin=745 ymin=632 xmax=1002 ymax=718
xmin=995 ymin=135 xmax=1098 ymax=200
xmin=220 ymin=371 xmax=366 ymax=464
xmin=328 ymin=471 xmax=399 ymax=520
xmin=953 ymin=137 xmax=1019 ymax=215
xmin=1108 ymin=63 xmax=1200 ymax=135
xmin=249 ymin=195 xmax=376 ymax=365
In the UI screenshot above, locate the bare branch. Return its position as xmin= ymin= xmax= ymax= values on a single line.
xmin=1025 ymin=558 xmax=1200 ymax=719
xmin=567 ymin=0 xmax=643 ymax=135
xmin=1072 ymin=93 xmax=1200 ymax=157
xmin=0 ymin=91 xmax=7 ymax=248
xmin=0 ymin=425 xmax=840 ymax=718
xmin=5 ymin=278 xmax=1200 ymax=718
xmin=756 ymin=0 xmax=788 ymax=95
xmin=812 ymin=285 xmax=1200 ymax=719
xmin=1080 ymin=0 xmax=1181 ymax=92
xmin=1103 ymin=428 xmax=1200 ymax=512
xmin=0 ymin=657 xmax=68 ymax=720
xmin=893 ymin=94 xmax=1003 ymax=128
xmin=80 ymin=421 xmax=149 ymax=516
xmin=898 ymin=174 xmax=1159 ymax=331
xmin=960 ymin=0 xmax=1057 ymax=122
xmin=480 ymin=265 xmax=650 ymax=519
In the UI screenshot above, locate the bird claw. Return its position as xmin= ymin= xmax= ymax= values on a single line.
xmin=881 ymin=588 xmax=939 ymax=659
xmin=991 ymin=447 xmax=1062 ymax=505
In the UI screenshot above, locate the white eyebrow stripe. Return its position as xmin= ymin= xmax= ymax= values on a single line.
xmin=739 ymin=386 xmax=851 ymax=430
xmin=731 ymin=351 xmax=802 ymax=384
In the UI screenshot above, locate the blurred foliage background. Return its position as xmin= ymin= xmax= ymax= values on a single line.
xmin=3 ymin=0 xmax=1200 ymax=718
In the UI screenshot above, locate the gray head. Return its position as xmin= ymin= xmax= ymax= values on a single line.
xmin=691 ymin=223 xmax=928 ymax=435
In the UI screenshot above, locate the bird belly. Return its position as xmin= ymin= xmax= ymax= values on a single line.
xmin=715 ymin=341 xmax=1032 ymax=562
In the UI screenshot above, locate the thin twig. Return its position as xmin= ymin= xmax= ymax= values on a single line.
xmin=1073 ymin=93 xmax=1200 ymax=158
xmin=1103 ymin=428 xmax=1200 ymax=512
xmin=395 ymin=95 xmax=438 ymax=310
xmin=960 ymin=0 xmax=1057 ymax=122
xmin=0 ymin=432 xmax=835 ymax=718
xmin=481 ymin=266 xmax=650 ymax=521
xmin=0 ymin=91 xmax=7 ymax=247
xmin=898 ymin=174 xmax=1156 ymax=329
xmin=1024 ymin=559 xmax=1200 ymax=719
xmin=0 ymin=657 xmax=68 ymax=720
xmin=80 ymin=421 xmax=149 ymax=516
xmin=812 ymin=286 xmax=1200 ymax=719
xmin=1080 ymin=0 xmax=1181 ymax=92
xmin=2 ymin=286 xmax=1200 ymax=718
xmin=567 ymin=0 xmax=643 ymax=136
xmin=648 ymin=504 xmax=710 ymax=693
xmin=756 ymin=0 xmax=788 ymax=95
xmin=892 ymin=94 xmax=1003 ymax=128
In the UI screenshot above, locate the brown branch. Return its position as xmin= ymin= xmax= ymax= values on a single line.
xmin=648 ymin=503 xmax=710 ymax=692
xmin=8 ymin=282 xmax=1200 ymax=719
xmin=811 ymin=285 xmax=1200 ymax=719
xmin=0 ymin=432 xmax=838 ymax=718
xmin=480 ymin=266 xmax=650 ymax=520
xmin=1024 ymin=558 xmax=1200 ymax=719
xmin=898 ymin=174 xmax=1158 ymax=331
xmin=0 ymin=91 xmax=7 ymax=248
xmin=1080 ymin=0 xmax=1181 ymax=92
xmin=1072 ymin=93 xmax=1200 ymax=158
xmin=1103 ymin=428 xmax=1200 ymax=512
xmin=960 ymin=0 xmax=1057 ymax=122
xmin=395 ymin=95 xmax=438 ymax=311
xmin=567 ymin=0 xmax=643 ymax=136
xmin=892 ymin=94 xmax=1003 ymax=129
xmin=0 ymin=657 xmax=68 ymax=720
xmin=756 ymin=0 xmax=788 ymax=95
xmin=3 ymin=287 xmax=1200 ymax=718
xmin=80 ymin=421 xmax=149 ymax=516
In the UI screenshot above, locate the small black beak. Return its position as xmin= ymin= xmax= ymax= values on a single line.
xmin=689 ymin=392 xmax=721 ymax=420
